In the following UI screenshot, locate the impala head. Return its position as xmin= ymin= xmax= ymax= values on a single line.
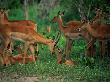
xmin=0 ymin=8 xmax=6 ymax=16
xmin=95 ymin=8 xmax=103 ymax=16
xmin=0 ymin=9 xmax=4 ymax=20
xmin=49 ymin=32 xmax=61 ymax=54
xmin=52 ymin=11 xmax=64 ymax=23
xmin=0 ymin=8 xmax=8 ymax=23
xmin=79 ymin=20 xmax=91 ymax=31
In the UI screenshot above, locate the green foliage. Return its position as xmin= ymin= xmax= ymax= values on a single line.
xmin=0 ymin=56 xmax=110 ymax=82
xmin=0 ymin=0 xmax=21 ymax=9
xmin=60 ymin=0 xmax=110 ymax=21
xmin=0 ymin=1 xmax=110 ymax=82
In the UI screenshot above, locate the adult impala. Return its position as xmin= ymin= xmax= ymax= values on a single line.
xmin=0 ymin=9 xmax=38 ymax=60
xmin=80 ymin=20 xmax=110 ymax=58
xmin=82 ymin=8 xmax=110 ymax=58
xmin=0 ymin=9 xmax=37 ymax=30
xmin=0 ymin=23 xmax=56 ymax=65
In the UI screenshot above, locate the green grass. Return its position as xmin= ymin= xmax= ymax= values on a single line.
xmin=1 ymin=5 xmax=110 ymax=82
xmin=0 ymin=43 xmax=110 ymax=82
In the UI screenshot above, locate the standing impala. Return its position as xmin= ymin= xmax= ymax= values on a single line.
xmin=0 ymin=23 xmax=56 ymax=65
xmin=52 ymin=11 xmax=96 ymax=65
xmin=81 ymin=8 xmax=109 ymax=58
xmin=80 ymin=20 xmax=110 ymax=59
xmin=0 ymin=9 xmax=37 ymax=39
xmin=0 ymin=9 xmax=37 ymax=30
xmin=0 ymin=9 xmax=38 ymax=60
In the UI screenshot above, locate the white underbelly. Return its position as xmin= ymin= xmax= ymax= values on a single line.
xmin=10 ymin=32 xmax=34 ymax=42
xmin=65 ymin=33 xmax=82 ymax=39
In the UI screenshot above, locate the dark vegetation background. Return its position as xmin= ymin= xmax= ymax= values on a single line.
xmin=0 ymin=0 xmax=110 ymax=82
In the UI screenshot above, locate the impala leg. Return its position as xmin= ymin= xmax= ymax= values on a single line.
xmin=90 ymin=41 xmax=95 ymax=57
xmin=87 ymin=39 xmax=95 ymax=50
xmin=99 ymin=41 xmax=103 ymax=60
xmin=86 ymin=46 xmax=92 ymax=57
xmin=29 ymin=44 xmax=36 ymax=63
xmin=2 ymin=37 xmax=11 ymax=65
xmin=0 ymin=53 xmax=4 ymax=65
xmin=99 ymin=41 xmax=102 ymax=58
xmin=86 ymin=40 xmax=92 ymax=57
xmin=64 ymin=38 xmax=74 ymax=65
xmin=86 ymin=39 xmax=96 ymax=56
xmin=10 ymin=39 xmax=14 ymax=54
xmin=34 ymin=43 xmax=39 ymax=55
xmin=23 ymin=42 xmax=29 ymax=64
xmin=91 ymin=44 xmax=96 ymax=57
xmin=0 ymin=44 xmax=3 ymax=65
xmin=102 ymin=41 xmax=105 ymax=59
xmin=64 ymin=38 xmax=69 ymax=60
xmin=86 ymin=42 xmax=92 ymax=56
xmin=100 ymin=40 xmax=106 ymax=60
xmin=54 ymin=47 xmax=62 ymax=64
xmin=107 ymin=40 xmax=110 ymax=57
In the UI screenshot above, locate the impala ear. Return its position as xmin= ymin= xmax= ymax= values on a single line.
xmin=5 ymin=9 xmax=10 ymax=14
xmin=3 ymin=8 xmax=7 ymax=12
xmin=0 ymin=8 xmax=7 ymax=14
xmin=58 ymin=11 xmax=61 ymax=15
xmin=62 ymin=10 xmax=65 ymax=15
xmin=0 ymin=9 xmax=4 ymax=14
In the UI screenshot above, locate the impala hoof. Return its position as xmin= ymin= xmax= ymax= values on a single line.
xmin=57 ymin=60 xmax=62 ymax=64
xmin=64 ymin=60 xmax=76 ymax=66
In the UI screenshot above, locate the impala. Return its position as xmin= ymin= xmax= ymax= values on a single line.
xmin=80 ymin=20 xmax=110 ymax=58
xmin=93 ymin=9 xmax=109 ymax=57
xmin=52 ymin=11 xmax=96 ymax=65
xmin=83 ymin=9 xmax=107 ymax=55
xmin=0 ymin=23 xmax=56 ymax=65
xmin=0 ymin=9 xmax=38 ymax=62
xmin=0 ymin=9 xmax=37 ymax=30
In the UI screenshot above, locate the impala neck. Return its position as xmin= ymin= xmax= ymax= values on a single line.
xmin=0 ymin=13 xmax=8 ymax=24
xmin=4 ymin=13 xmax=8 ymax=22
xmin=86 ymin=23 xmax=98 ymax=37
xmin=57 ymin=16 xmax=65 ymax=32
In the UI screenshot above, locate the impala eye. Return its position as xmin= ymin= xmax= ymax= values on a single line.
xmin=77 ymin=28 xmax=81 ymax=31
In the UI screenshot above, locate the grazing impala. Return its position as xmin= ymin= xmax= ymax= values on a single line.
xmin=0 ymin=9 xmax=37 ymax=52
xmin=0 ymin=9 xmax=38 ymax=59
xmin=0 ymin=23 xmax=56 ymax=65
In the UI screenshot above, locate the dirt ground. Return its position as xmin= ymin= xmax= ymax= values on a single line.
xmin=0 ymin=72 xmax=39 ymax=82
